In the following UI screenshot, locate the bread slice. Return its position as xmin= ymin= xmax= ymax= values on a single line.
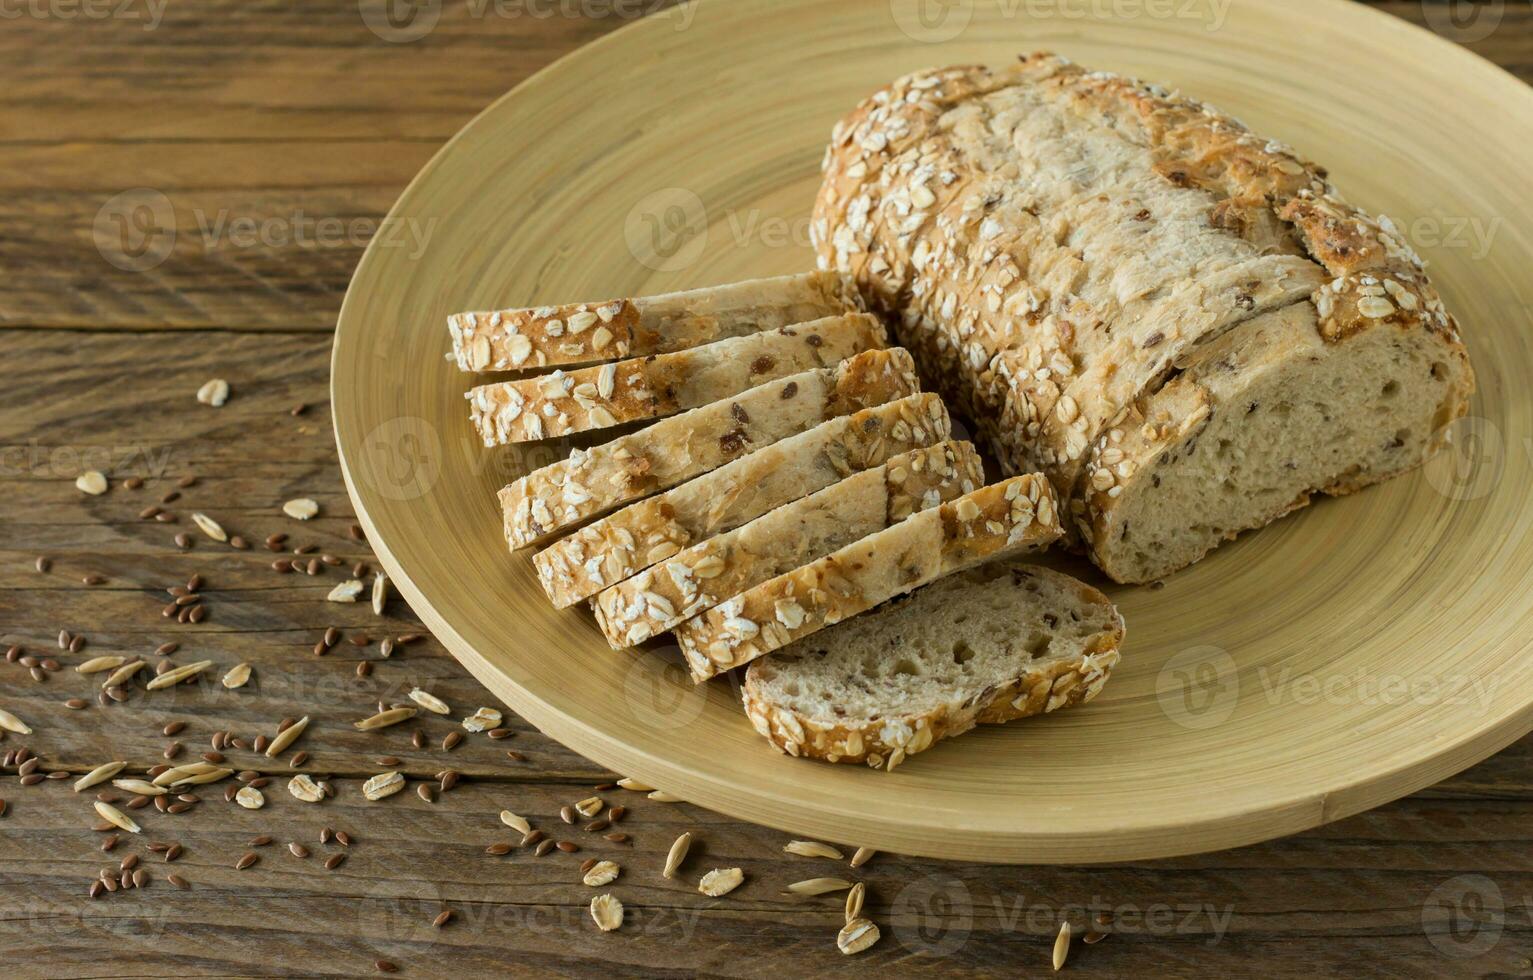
xmin=533 ymin=393 xmax=951 ymax=608
xmin=449 ymin=271 xmax=858 ymax=372
xmin=592 ymin=440 xmax=984 ymax=648
xmin=675 ymin=474 xmax=1063 ymax=683
xmin=467 ymin=312 xmax=887 ymax=445
xmin=499 ymin=348 xmax=921 ymax=550
xmin=742 ymin=563 xmax=1123 ymax=769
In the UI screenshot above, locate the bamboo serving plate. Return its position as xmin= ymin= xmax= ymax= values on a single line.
xmin=333 ymin=0 xmax=1533 ymax=862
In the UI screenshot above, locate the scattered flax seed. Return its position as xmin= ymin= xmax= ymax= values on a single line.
xmin=356 ymin=662 xmax=372 ymax=679
xmin=582 ymin=861 xmax=620 ymax=886
xmin=1052 ymin=922 xmax=1071 ymax=971
xmin=408 ymin=689 xmax=450 ymax=715
xmin=375 ymin=960 xmax=397 ymax=974
xmin=785 ymin=840 xmax=844 ymax=860
xmin=379 ymin=638 xmax=394 ymax=658
xmin=165 ymin=843 xmax=184 ymax=861
xmin=699 ymin=868 xmax=745 ymax=897
xmin=1083 ymin=931 xmax=1107 ymax=946
xmin=283 ymin=498 xmax=320 ymax=521
xmin=74 ymin=762 xmax=128 ymax=793
xmin=324 ymin=853 xmax=346 ymax=870
xmin=221 ymin=663 xmax=253 ymax=689
xmin=850 ymin=847 xmax=876 ymax=868
xmin=290 ymin=751 xmax=308 ymax=768
xmin=560 ymin=805 xmax=577 ymax=825
xmin=146 ymin=660 xmax=213 ymax=690
xmin=590 ymin=894 xmax=623 ymax=932
xmin=265 ymin=716 xmax=310 ymax=757
xmin=485 ymin=842 xmax=513 ymax=856
xmin=82 ymin=574 xmax=107 ymax=586
xmin=36 ymin=556 xmax=51 ymax=573
xmin=64 ymin=698 xmax=87 ymax=710
xmin=76 ymin=471 xmax=109 ymax=496
xmin=327 ymin=579 xmax=363 ymax=602
xmin=433 ymin=909 xmax=454 ymax=928
xmin=288 ymin=842 xmax=310 ymax=859
xmin=174 ymin=533 xmax=192 ymax=550
xmin=167 ymin=873 xmax=189 ymax=889
xmin=838 ymin=918 xmax=880 ymax=955
xmin=556 ymin=841 xmax=579 ymax=854
xmin=355 ymin=707 xmax=416 ymax=731
xmin=786 ymin=878 xmax=853 ymax=896
xmin=191 ymin=513 xmax=227 ymax=542
xmin=236 ymin=786 xmax=265 ymax=809
xmin=372 ymin=573 xmax=389 ymax=615
xmin=288 ymin=774 xmax=324 ymax=803
xmin=95 ymin=801 xmax=140 ymax=834
xmin=235 ymin=852 xmax=259 ymax=870
xmin=249 ymin=835 xmax=274 ymax=847
xmin=417 ymin=784 xmax=436 ymax=804
xmin=441 ymin=732 xmax=463 ymax=752
xmin=534 ymin=839 xmax=555 ymax=857
xmin=487 ymin=727 xmax=511 ymax=740
xmin=663 ymin=832 xmax=693 ymax=879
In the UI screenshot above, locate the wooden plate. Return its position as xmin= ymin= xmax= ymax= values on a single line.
xmin=333 ymin=0 xmax=1533 ymax=862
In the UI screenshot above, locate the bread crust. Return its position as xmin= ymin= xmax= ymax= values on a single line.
xmin=499 ymin=347 xmax=921 ymax=550
xmin=449 ymin=271 xmax=858 ymax=372
xmin=467 ymin=313 xmax=886 ymax=445
xmin=741 ymin=565 xmax=1123 ymax=770
xmin=675 ymin=474 xmax=1063 ymax=683
xmin=533 ymin=393 xmax=952 ymax=608
xmin=591 ymin=439 xmax=984 ymax=648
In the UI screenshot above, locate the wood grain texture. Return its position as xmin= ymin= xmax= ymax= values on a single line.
xmin=3 ymin=1 xmax=1533 ymax=976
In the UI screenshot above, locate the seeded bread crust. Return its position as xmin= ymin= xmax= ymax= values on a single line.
xmin=592 ymin=440 xmax=984 ymax=648
xmin=467 ymin=313 xmax=887 ymax=445
xmin=676 ymin=474 xmax=1063 ymax=683
xmin=449 ymin=271 xmax=858 ymax=372
xmin=742 ymin=563 xmax=1123 ymax=770
xmin=533 ymin=393 xmax=952 ymax=609
xmin=815 ymin=54 xmax=1473 ymax=579
xmin=499 ymin=348 xmax=921 ymax=550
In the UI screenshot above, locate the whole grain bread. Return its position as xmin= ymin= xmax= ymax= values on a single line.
xmin=675 ymin=474 xmax=1063 ymax=683
xmin=743 ymin=562 xmax=1123 ymax=770
xmin=533 ymin=392 xmax=952 ymax=608
xmin=814 ymin=54 xmax=1473 ymax=582
xmin=449 ymin=271 xmax=858 ymax=372
xmin=467 ymin=312 xmax=886 ymax=444
xmin=499 ymin=347 xmax=921 ymax=549
xmin=592 ymin=439 xmax=984 ymax=648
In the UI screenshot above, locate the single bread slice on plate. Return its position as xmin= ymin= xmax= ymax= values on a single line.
xmin=676 ymin=474 xmax=1064 ymax=683
xmin=499 ymin=347 xmax=921 ymax=550
xmin=449 ymin=271 xmax=858 ymax=372
xmin=742 ymin=562 xmax=1123 ymax=770
xmin=467 ymin=312 xmax=887 ymax=445
xmin=533 ymin=393 xmax=951 ymax=608
xmin=592 ymin=439 xmax=984 ymax=648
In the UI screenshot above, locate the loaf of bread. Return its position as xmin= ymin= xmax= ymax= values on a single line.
xmin=532 ymin=392 xmax=952 ymax=608
xmin=591 ymin=439 xmax=984 ymax=648
xmin=675 ymin=474 xmax=1063 ymax=682
xmin=449 ymin=271 xmax=858 ymax=371
xmin=743 ymin=562 xmax=1123 ymax=769
xmin=814 ymin=54 xmax=1474 ymax=583
xmin=499 ymin=347 xmax=921 ymax=549
xmin=467 ymin=312 xmax=886 ymax=444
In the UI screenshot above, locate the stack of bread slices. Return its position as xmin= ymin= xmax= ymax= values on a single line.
xmin=450 ymin=271 xmax=1124 ymax=770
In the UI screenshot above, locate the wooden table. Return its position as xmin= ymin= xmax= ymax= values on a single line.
xmin=3 ymin=2 xmax=1530 ymax=976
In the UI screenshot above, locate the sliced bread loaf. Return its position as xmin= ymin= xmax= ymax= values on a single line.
xmin=592 ymin=439 xmax=984 ymax=648
xmin=743 ymin=562 xmax=1123 ymax=769
xmin=675 ymin=474 xmax=1063 ymax=683
xmin=533 ymin=392 xmax=952 ymax=608
xmin=499 ymin=347 xmax=921 ymax=550
xmin=467 ymin=312 xmax=887 ymax=445
xmin=449 ymin=271 xmax=858 ymax=372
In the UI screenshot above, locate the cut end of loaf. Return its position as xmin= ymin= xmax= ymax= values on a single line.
xmin=742 ymin=563 xmax=1123 ymax=769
